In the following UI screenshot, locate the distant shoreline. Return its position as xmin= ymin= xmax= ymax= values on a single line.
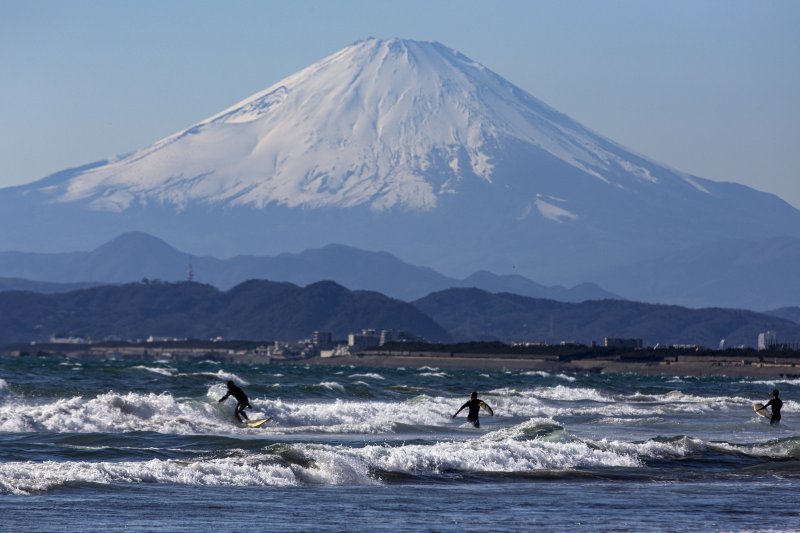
xmin=290 ymin=353 xmax=800 ymax=379
xmin=4 ymin=343 xmax=800 ymax=379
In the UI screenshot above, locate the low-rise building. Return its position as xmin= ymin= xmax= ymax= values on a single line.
xmin=603 ymin=337 xmax=643 ymax=349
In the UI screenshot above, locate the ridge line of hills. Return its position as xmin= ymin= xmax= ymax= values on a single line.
xmin=0 ymin=231 xmax=617 ymax=303
xmin=1 ymin=38 xmax=798 ymax=312
xmin=1 ymin=279 xmax=798 ymax=349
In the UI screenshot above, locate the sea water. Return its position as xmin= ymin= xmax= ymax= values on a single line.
xmin=1 ymin=357 xmax=799 ymax=532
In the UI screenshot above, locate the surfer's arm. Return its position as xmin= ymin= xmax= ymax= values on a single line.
xmin=480 ymin=401 xmax=494 ymax=416
xmin=218 ymin=392 xmax=230 ymax=402
xmin=452 ymin=402 xmax=469 ymax=418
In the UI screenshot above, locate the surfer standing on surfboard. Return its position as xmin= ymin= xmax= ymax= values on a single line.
xmin=452 ymin=392 xmax=494 ymax=428
xmin=218 ymin=380 xmax=251 ymax=423
xmin=757 ymin=389 xmax=783 ymax=426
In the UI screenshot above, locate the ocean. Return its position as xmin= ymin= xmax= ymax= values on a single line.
xmin=1 ymin=356 xmax=799 ymax=532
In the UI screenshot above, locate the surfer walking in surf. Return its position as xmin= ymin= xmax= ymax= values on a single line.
xmin=218 ymin=380 xmax=251 ymax=423
xmin=757 ymin=389 xmax=783 ymax=426
xmin=452 ymin=391 xmax=494 ymax=428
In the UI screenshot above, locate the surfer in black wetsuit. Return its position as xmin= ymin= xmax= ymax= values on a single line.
xmin=218 ymin=380 xmax=251 ymax=423
xmin=757 ymin=389 xmax=783 ymax=426
xmin=452 ymin=391 xmax=494 ymax=428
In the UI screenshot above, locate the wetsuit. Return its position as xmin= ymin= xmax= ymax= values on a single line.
xmin=763 ymin=397 xmax=783 ymax=425
xmin=453 ymin=398 xmax=493 ymax=428
xmin=219 ymin=382 xmax=251 ymax=422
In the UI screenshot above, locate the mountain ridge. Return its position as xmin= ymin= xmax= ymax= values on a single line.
xmin=0 ymin=231 xmax=616 ymax=302
xmin=1 ymin=38 xmax=798 ymax=298
xmin=0 ymin=280 xmax=795 ymax=349
xmin=0 ymin=279 xmax=451 ymax=345
xmin=413 ymin=288 xmax=800 ymax=348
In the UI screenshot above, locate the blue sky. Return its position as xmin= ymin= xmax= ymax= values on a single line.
xmin=1 ymin=0 xmax=798 ymax=207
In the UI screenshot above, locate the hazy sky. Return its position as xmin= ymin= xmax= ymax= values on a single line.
xmin=2 ymin=0 xmax=798 ymax=207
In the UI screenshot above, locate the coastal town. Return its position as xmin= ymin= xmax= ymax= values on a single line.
xmin=4 ymin=327 xmax=800 ymax=378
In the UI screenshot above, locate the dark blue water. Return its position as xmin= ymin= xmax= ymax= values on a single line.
xmin=1 ymin=357 xmax=799 ymax=531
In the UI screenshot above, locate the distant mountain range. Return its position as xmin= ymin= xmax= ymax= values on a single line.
xmin=1 ymin=280 xmax=796 ymax=348
xmin=0 ymin=231 xmax=617 ymax=303
xmin=0 ymin=280 xmax=451 ymax=345
xmin=413 ymin=288 xmax=800 ymax=348
xmin=1 ymin=38 xmax=798 ymax=312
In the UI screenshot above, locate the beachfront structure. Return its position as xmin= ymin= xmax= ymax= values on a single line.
xmin=348 ymin=330 xmax=380 ymax=351
xmin=312 ymin=331 xmax=333 ymax=349
xmin=603 ymin=338 xmax=643 ymax=349
xmin=758 ymin=331 xmax=777 ymax=351
xmin=379 ymin=329 xmax=418 ymax=346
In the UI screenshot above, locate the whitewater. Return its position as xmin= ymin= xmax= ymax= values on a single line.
xmin=1 ymin=357 xmax=799 ymax=532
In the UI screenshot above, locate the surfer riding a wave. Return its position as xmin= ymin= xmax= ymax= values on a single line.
xmin=218 ymin=380 xmax=251 ymax=423
xmin=452 ymin=391 xmax=494 ymax=428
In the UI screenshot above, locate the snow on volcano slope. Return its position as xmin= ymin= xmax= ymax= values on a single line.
xmin=48 ymin=38 xmax=682 ymax=213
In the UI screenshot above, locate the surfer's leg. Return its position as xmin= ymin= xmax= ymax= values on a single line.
xmin=237 ymin=403 xmax=249 ymax=420
xmin=771 ymin=414 xmax=781 ymax=426
xmin=469 ymin=416 xmax=479 ymax=428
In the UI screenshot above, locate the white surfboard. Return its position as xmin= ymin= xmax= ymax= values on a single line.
xmin=753 ymin=403 xmax=771 ymax=419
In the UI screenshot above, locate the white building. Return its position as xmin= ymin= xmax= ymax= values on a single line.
xmin=348 ymin=330 xmax=379 ymax=351
xmin=757 ymin=331 xmax=777 ymax=351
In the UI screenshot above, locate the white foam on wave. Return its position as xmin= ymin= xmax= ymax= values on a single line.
xmin=533 ymin=385 xmax=615 ymax=402
xmin=626 ymin=391 xmax=754 ymax=413
xmin=317 ymin=381 xmax=346 ymax=393
xmin=739 ymin=378 xmax=800 ymax=386
xmin=417 ymin=372 xmax=448 ymax=378
xmin=0 ymin=378 xmax=9 ymax=397
xmin=519 ymin=371 xmax=576 ymax=382
xmin=132 ymin=365 xmax=176 ymax=377
xmin=0 ymin=386 xmax=457 ymax=436
xmin=712 ymin=438 xmax=800 ymax=459
xmin=0 ymin=388 xmax=275 ymax=434
xmin=521 ymin=371 xmax=551 ymax=377
xmin=597 ymin=436 xmax=706 ymax=459
xmin=532 ymin=385 xmax=614 ymax=402
xmin=298 ymin=427 xmax=641 ymax=477
xmin=266 ymin=396 xmax=452 ymax=434
xmin=180 ymin=369 xmax=250 ymax=384
xmin=348 ymin=373 xmax=385 ymax=380
xmin=0 ymin=455 xmax=309 ymax=495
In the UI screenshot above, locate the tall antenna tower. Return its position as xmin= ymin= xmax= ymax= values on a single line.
xmin=187 ymin=260 xmax=194 ymax=282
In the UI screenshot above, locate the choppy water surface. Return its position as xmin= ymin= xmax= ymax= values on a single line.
xmin=1 ymin=357 xmax=799 ymax=531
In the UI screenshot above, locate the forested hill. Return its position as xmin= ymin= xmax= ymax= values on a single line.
xmin=0 ymin=280 xmax=451 ymax=344
xmin=413 ymin=288 xmax=800 ymax=348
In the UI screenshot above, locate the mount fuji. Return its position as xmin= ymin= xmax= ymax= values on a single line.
xmin=3 ymin=38 xmax=799 ymax=294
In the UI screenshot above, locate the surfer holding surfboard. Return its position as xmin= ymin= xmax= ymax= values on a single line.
xmin=755 ymin=389 xmax=783 ymax=426
xmin=452 ymin=391 xmax=494 ymax=428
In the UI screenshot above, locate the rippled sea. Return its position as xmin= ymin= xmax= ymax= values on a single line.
xmin=1 ymin=356 xmax=799 ymax=532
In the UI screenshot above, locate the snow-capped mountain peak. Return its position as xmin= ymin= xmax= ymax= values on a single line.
xmin=48 ymin=38 xmax=675 ymax=213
